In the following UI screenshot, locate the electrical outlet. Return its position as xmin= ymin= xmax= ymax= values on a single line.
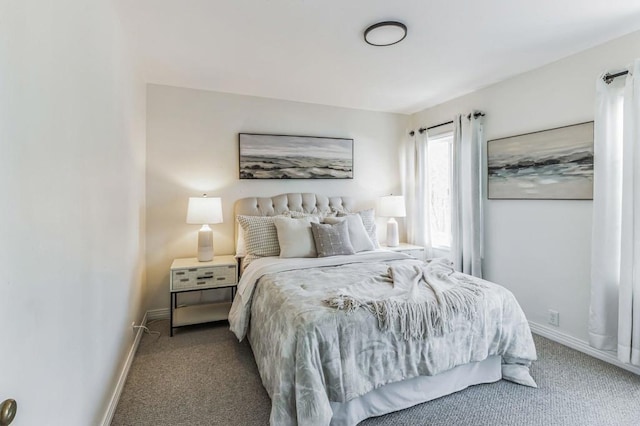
xmin=548 ymin=310 xmax=560 ymax=327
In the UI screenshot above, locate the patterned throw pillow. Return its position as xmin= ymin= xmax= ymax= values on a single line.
xmin=323 ymin=215 xmax=374 ymax=253
xmin=235 ymin=212 xmax=292 ymax=258
xmin=310 ymin=221 xmax=355 ymax=257
xmin=236 ymin=215 xmax=284 ymax=258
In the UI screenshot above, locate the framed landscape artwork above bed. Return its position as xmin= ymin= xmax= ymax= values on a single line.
xmin=239 ymin=133 xmax=354 ymax=179
xmin=487 ymin=121 xmax=594 ymax=200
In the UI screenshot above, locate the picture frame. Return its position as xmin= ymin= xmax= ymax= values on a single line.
xmin=239 ymin=133 xmax=354 ymax=179
xmin=487 ymin=121 xmax=594 ymax=200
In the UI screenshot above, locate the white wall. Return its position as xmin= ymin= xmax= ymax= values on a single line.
xmin=146 ymin=84 xmax=409 ymax=310
xmin=412 ymin=30 xmax=640 ymax=343
xmin=0 ymin=1 xmax=146 ymax=424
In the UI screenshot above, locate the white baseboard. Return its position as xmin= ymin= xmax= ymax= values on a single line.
xmin=101 ymin=311 xmax=148 ymax=426
xmin=146 ymin=307 xmax=170 ymax=320
xmin=529 ymin=321 xmax=640 ymax=375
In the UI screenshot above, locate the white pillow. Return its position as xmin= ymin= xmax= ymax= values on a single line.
xmin=338 ymin=208 xmax=379 ymax=248
xmin=274 ymin=216 xmax=319 ymax=258
xmin=324 ymin=214 xmax=375 ymax=253
xmin=235 ymin=224 xmax=246 ymax=257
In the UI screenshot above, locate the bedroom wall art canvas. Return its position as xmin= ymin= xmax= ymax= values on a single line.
xmin=239 ymin=133 xmax=353 ymax=179
xmin=487 ymin=121 xmax=594 ymax=200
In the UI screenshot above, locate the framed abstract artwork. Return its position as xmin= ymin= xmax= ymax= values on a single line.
xmin=487 ymin=121 xmax=594 ymax=200
xmin=239 ymin=133 xmax=354 ymax=179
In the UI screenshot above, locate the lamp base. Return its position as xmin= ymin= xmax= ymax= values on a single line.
xmin=197 ymin=225 xmax=214 ymax=262
xmin=386 ymin=218 xmax=399 ymax=247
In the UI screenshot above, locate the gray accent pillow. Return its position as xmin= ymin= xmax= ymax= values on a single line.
xmin=323 ymin=215 xmax=374 ymax=253
xmin=310 ymin=221 xmax=355 ymax=257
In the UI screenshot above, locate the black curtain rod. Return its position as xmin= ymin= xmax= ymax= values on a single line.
xmin=411 ymin=121 xmax=450 ymax=136
xmin=423 ymin=120 xmax=453 ymax=133
xmin=409 ymin=112 xmax=485 ymax=136
xmin=603 ymin=70 xmax=629 ymax=84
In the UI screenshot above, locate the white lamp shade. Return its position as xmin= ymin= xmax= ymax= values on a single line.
xmin=186 ymin=196 xmax=223 ymax=224
xmin=378 ymin=195 xmax=406 ymax=218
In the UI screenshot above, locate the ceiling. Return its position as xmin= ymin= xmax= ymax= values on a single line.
xmin=116 ymin=0 xmax=640 ymax=114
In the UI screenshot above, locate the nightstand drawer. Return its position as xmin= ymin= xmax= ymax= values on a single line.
xmin=171 ymin=265 xmax=236 ymax=291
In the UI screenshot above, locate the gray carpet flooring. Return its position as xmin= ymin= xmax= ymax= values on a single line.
xmin=111 ymin=320 xmax=640 ymax=426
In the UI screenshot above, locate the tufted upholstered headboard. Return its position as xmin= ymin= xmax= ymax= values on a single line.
xmin=235 ymin=193 xmax=355 ymax=217
xmin=234 ymin=193 xmax=355 ymax=252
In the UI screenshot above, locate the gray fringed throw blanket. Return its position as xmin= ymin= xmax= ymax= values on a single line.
xmin=324 ymin=258 xmax=488 ymax=340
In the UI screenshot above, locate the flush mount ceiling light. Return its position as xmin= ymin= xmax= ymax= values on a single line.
xmin=364 ymin=21 xmax=407 ymax=46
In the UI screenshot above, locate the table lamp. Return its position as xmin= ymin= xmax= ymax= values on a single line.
xmin=378 ymin=195 xmax=406 ymax=247
xmin=186 ymin=194 xmax=223 ymax=262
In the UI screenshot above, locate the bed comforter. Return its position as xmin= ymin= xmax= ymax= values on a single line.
xmin=229 ymin=251 xmax=537 ymax=426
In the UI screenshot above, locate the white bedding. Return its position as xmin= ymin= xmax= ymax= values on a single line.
xmin=228 ymin=251 xmax=537 ymax=425
xmin=230 ymin=250 xmax=409 ymax=339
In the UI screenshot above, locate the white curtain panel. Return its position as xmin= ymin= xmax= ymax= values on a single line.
xmin=590 ymin=59 xmax=640 ymax=366
xmin=403 ymin=131 xmax=433 ymax=257
xmin=451 ymin=114 xmax=484 ymax=278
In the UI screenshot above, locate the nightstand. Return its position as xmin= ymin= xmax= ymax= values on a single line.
xmin=170 ymin=255 xmax=237 ymax=336
xmin=381 ymin=243 xmax=425 ymax=261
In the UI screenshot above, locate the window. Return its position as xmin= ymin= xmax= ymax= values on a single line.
xmin=427 ymin=132 xmax=453 ymax=249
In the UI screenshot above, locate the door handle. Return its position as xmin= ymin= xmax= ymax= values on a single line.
xmin=0 ymin=399 xmax=16 ymax=426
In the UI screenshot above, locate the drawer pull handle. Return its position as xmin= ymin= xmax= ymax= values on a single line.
xmin=188 ymin=268 xmax=197 ymax=272
xmin=216 ymin=277 xmax=225 ymax=281
xmin=197 ymin=281 xmax=206 ymax=285
xmin=196 ymin=276 xmax=212 ymax=280
xmin=180 ymin=279 xmax=189 ymax=282
xmin=176 ymin=271 xmax=185 ymax=276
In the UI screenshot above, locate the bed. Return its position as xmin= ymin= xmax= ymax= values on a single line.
xmin=228 ymin=193 xmax=537 ymax=426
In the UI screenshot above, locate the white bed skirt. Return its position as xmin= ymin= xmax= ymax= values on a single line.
xmin=329 ymin=356 xmax=502 ymax=426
